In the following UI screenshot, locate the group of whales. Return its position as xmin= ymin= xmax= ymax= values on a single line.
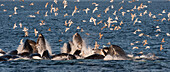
xmin=0 ymin=33 xmax=158 ymax=61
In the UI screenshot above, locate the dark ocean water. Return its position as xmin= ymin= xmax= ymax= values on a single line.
xmin=0 ymin=1 xmax=170 ymax=71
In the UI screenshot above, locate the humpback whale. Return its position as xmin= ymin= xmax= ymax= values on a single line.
xmin=0 ymin=49 xmax=6 ymax=56
xmin=8 ymin=50 xmax=18 ymax=55
xmin=104 ymin=45 xmax=129 ymax=60
xmin=30 ymin=53 xmax=42 ymax=60
xmin=36 ymin=34 xmax=46 ymax=56
xmin=22 ymin=39 xmax=33 ymax=54
xmin=84 ymin=54 xmax=105 ymax=59
xmin=42 ymin=50 xmax=51 ymax=59
xmin=72 ymin=33 xmax=83 ymax=50
xmin=26 ymin=39 xmax=37 ymax=53
xmin=61 ymin=33 xmax=84 ymax=55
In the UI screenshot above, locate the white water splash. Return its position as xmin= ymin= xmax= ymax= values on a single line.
xmin=45 ymin=39 xmax=52 ymax=55
xmin=17 ymin=39 xmax=24 ymax=54
xmin=80 ymin=40 xmax=94 ymax=57
xmin=60 ymin=43 xmax=68 ymax=53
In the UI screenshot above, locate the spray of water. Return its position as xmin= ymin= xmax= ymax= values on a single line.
xmin=80 ymin=40 xmax=94 ymax=57
xmin=45 ymin=39 xmax=52 ymax=55
xmin=17 ymin=39 xmax=24 ymax=54
xmin=60 ymin=43 xmax=68 ymax=53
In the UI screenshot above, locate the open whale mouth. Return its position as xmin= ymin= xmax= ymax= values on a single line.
xmin=1 ymin=33 xmax=159 ymax=61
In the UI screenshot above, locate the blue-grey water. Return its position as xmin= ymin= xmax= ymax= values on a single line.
xmin=0 ymin=1 xmax=170 ymax=71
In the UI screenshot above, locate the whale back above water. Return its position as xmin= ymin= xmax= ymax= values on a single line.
xmin=105 ymin=45 xmax=129 ymax=60
xmin=51 ymin=53 xmax=76 ymax=60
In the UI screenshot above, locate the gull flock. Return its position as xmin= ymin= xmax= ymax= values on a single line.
xmin=0 ymin=0 xmax=169 ymax=61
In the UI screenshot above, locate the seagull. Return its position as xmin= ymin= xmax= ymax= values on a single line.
xmin=113 ymin=10 xmax=117 ymax=15
xmin=68 ymin=19 xmax=73 ymax=27
xmin=65 ymin=28 xmax=70 ymax=32
xmin=138 ymin=33 xmax=144 ymax=37
xmin=92 ymin=3 xmax=99 ymax=6
xmin=160 ymin=44 xmax=163 ymax=51
xmin=142 ymin=40 xmax=148 ymax=46
xmin=77 ymin=26 xmax=80 ymax=29
xmin=121 ymin=12 xmax=126 ymax=16
xmin=133 ymin=5 xmax=136 ymax=9
xmin=64 ymin=20 xmax=68 ymax=26
xmin=40 ymin=20 xmax=45 ymax=26
xmin=22 ymin=27 xmax=28 ymax=32
xmin=19 ymin=23 xmax=22 ymax=28
xmin=64 ymin=13 xmax=68 ymax=17
xmin=139 ymin=13 xmax=142 ymax=16
xmin=152 ymin=15 xmax=156 ymax=19
xmin=105 ymin=6 xmax=109 ymax=13
xmin=110 ymin=0 xmax=114 ymax=3
xmin=80 ymin=28 xmax=84 ymax=32
xmin=162 ymin=10 xmax=166 ymax=13
xmin=111 ymin=5 xmax=114 ymax=9
xmin=20 ymin=5 xmax=24 ymax=8
xmin=127 ymin=10 xmax=130 ymax=12
xmin=72 ymin=6 xmax=78 ymax=16
xmin=143 ymin=10 xmax=147 ymax=15
xmin=24 ymin=31 xmax=28 ymax=37
xmin=133 ymin=18 xmax=138 ymax=25
xmin=45 ymin=11 xmax=48 ymax=17
xmin=145 ymin=46 xmax=150 ymax=49
xmin=131 ymin=13 xmax=136 ymax=21
xmin=48 ymin=27 xmax=51 ymax=31
xmin=34 ymin=29 xmax=38 ymax=36
xmin=161 ymin=18 xmax=166 ymax=22
xmin=99 ymin=33 xmax=103 ymax=39
xmin=94 ymin=41 xmax=100 ymax=49
xmin=54 ymin=0 xmax=57 ymax=4
xmin=97 ymin=20 xmax=102 ymax=25
xmin=83 ymin=8 xmax=90 ymax=14
xmin=92 ymin=7 xmax=98 ymax=13
xmin=28 ymin=15 xmax=36 ymax=18
xmin=149 ymin=12 xmax=152 ymax=17
xmin=13 ymin=23 xmax=17 ymax=29
xmin=118 ymin=6 xmax=123 ymax=11
xmin=161 ymin=38 xmax=165 ymax=43
xmin=35 ymin=10 xmax=40 ymax=14
xmin=45 ymin=2 xmax=49 ymax=8
xmin=90 ymin=17 xmax=96 ymax=25
xmin=76 ymin=0 xmax=80 ymax=2
xmin=0 ymin=4 xmax=4 ymax=6
xmin=168 ymin=12 xmax=170 ymax=18
xmin=132 ymin=47 xmax=139 ymax=49
xmin=115 ymin=16 xmax=118 ymax=20
xmin=166 ymin=33 xmax=170 ymax=36
xmin=14 ymin=7 xmax=18 ymax=14
xmin=29 ymin=3 xmax=34 ymax=6
xmin=97 ymin=14 xmax=101 ymax=17
xmin=3 ymin=9 xmax=7 ymax=12
xmin=64 ymin=4 xmax=67 ymax=9
xmin=120 ymin=21 xmax=123 ymax=25
xmin=55 ymin=13 xmax=58 ymax=16
xmin=130 ymin=43 xmax=134 ymax=46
